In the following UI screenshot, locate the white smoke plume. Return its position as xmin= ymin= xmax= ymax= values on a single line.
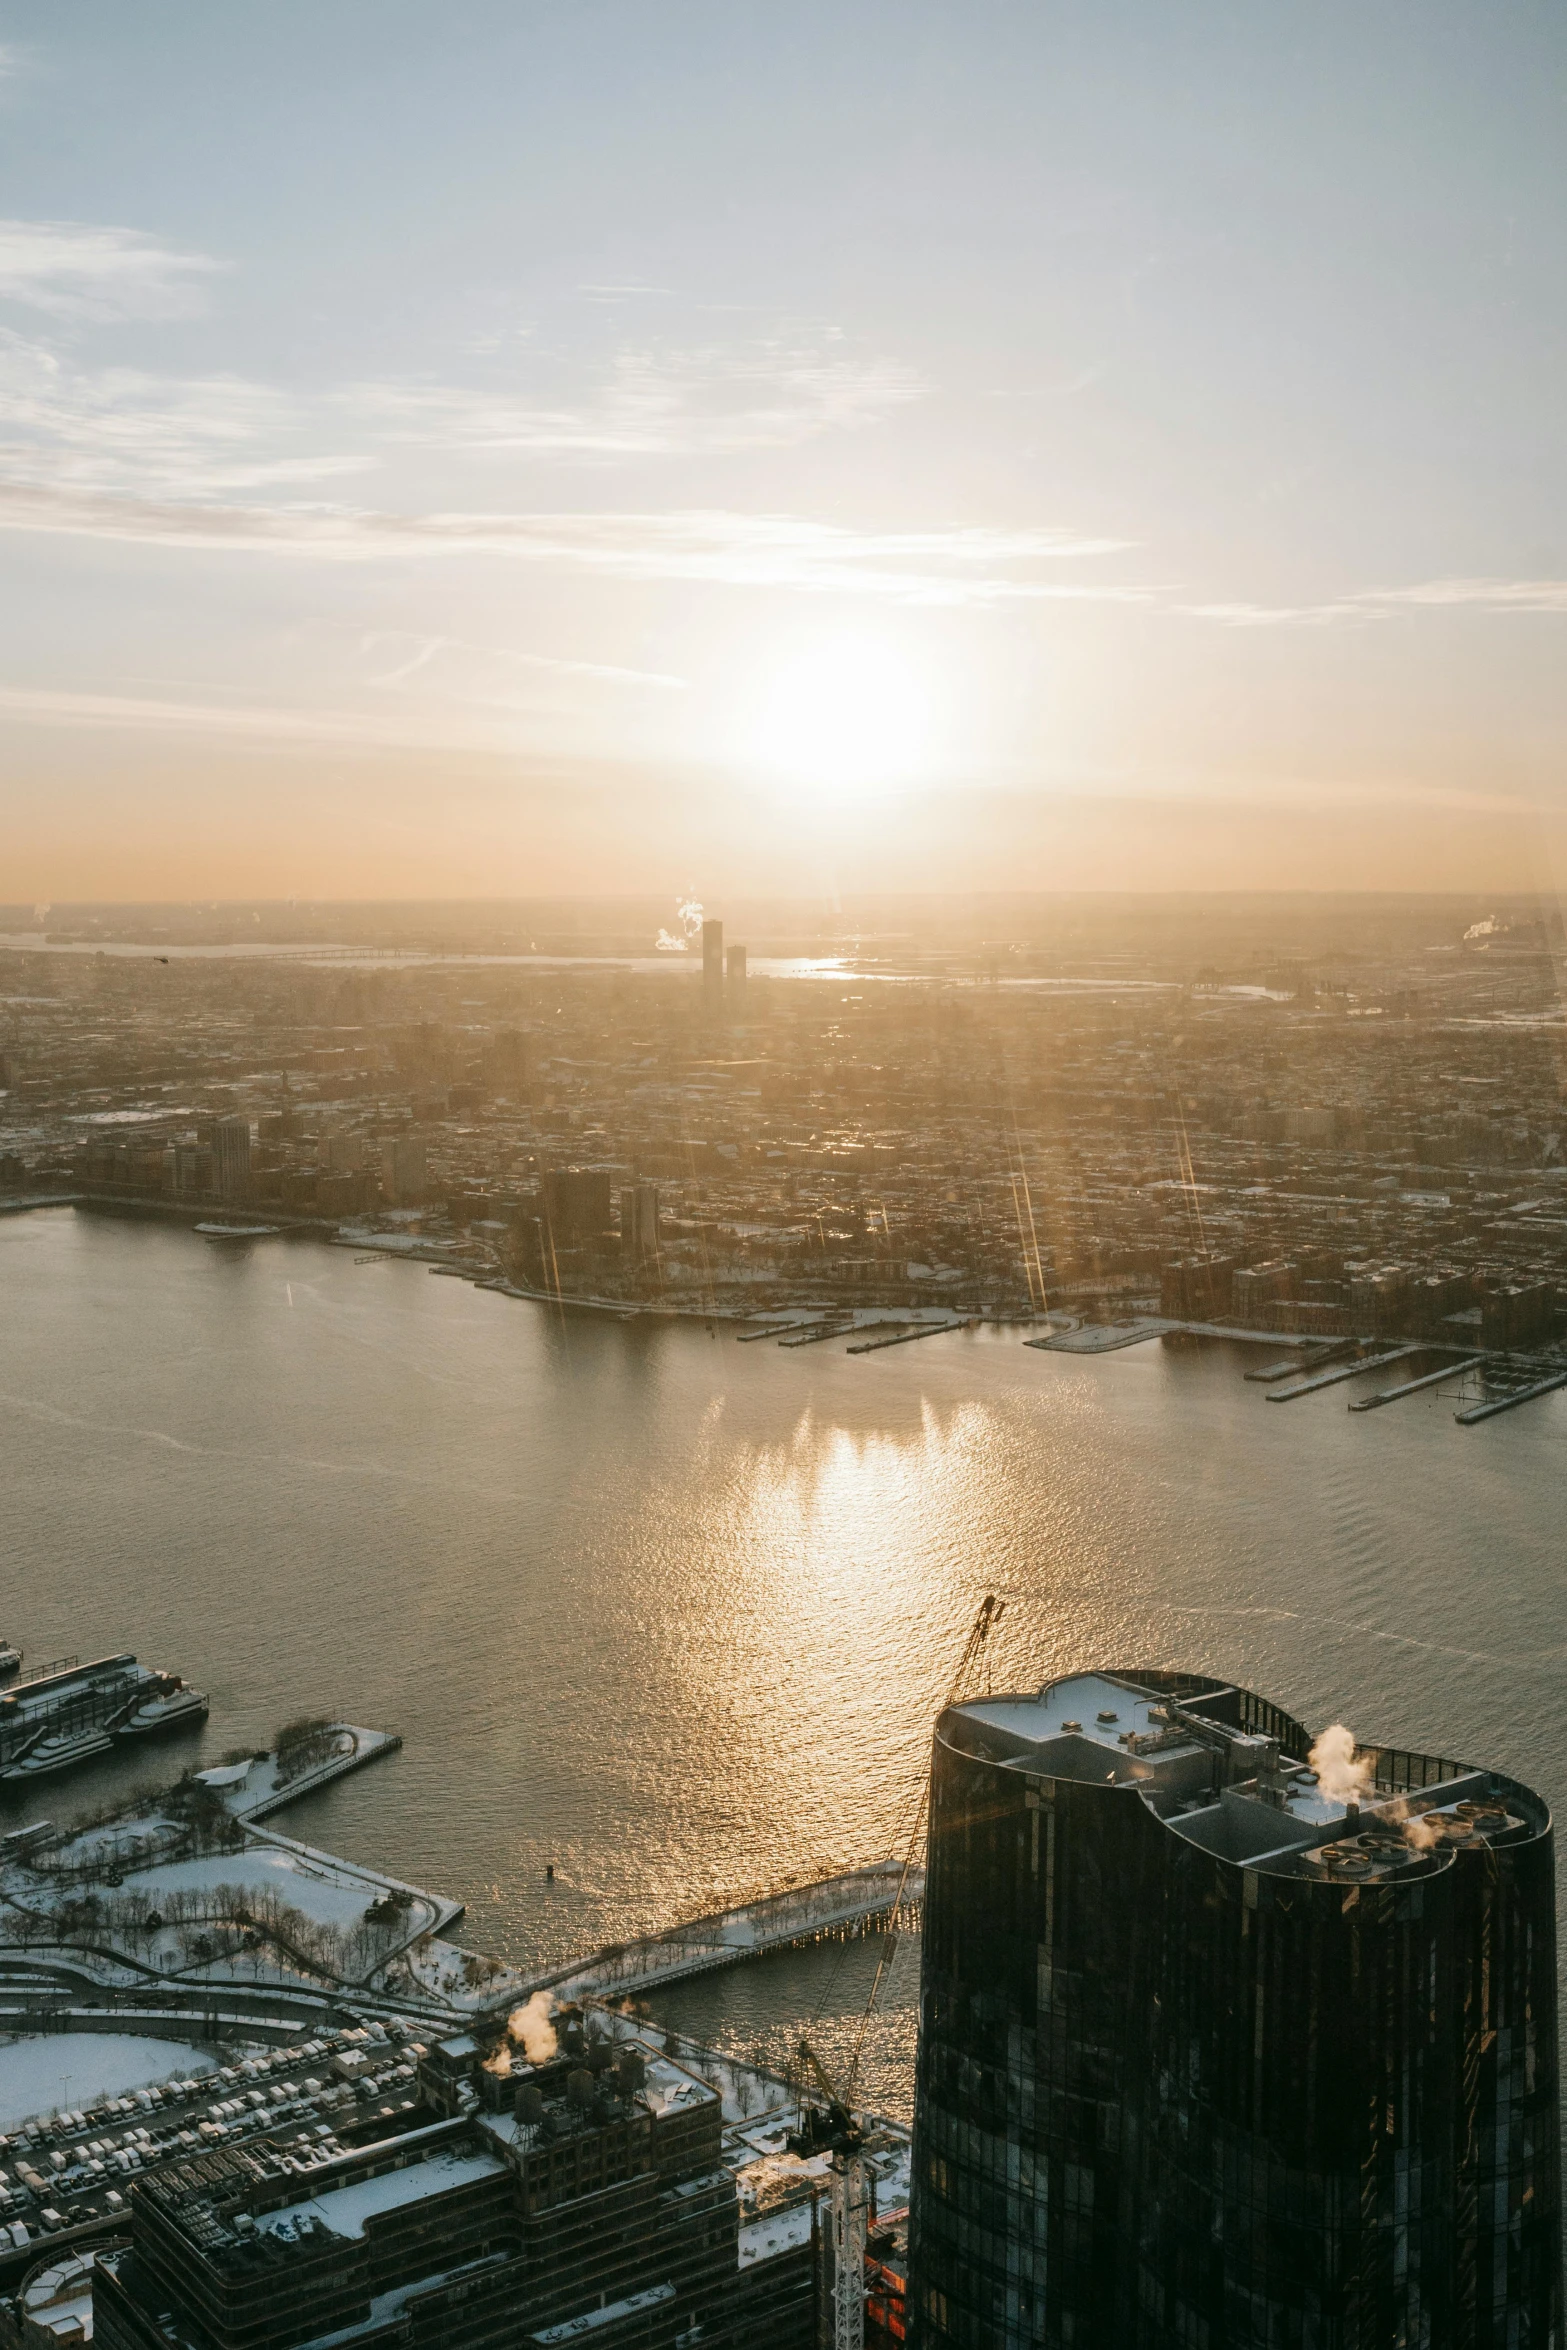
xmin=1308 ymin=1723 xmax=1376 ymax=1807
xmin=655 ymin=896 xmax=703 ymax=952
xmin=506 ymin=1989 xmax=558 ymax=2066
xmin=1382 ymin=1794 xmax=1444 ymax=1853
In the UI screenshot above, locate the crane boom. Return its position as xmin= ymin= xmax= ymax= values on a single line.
xmin=841 ymin=1593 xmax=1004 ymax=2102
xmin=794 ymin=1596 xmax=1005 ymax=2350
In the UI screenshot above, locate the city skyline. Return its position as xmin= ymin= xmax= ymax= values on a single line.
xmin=3 ymin=4 xmax=1567 ymax=897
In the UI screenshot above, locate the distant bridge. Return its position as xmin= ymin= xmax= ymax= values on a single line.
xmin=514 ymin=1861 xmax=924 ymax=2007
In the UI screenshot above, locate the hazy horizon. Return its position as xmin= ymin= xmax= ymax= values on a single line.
xmin=3 ymin=2 xmax=1566 ymax=898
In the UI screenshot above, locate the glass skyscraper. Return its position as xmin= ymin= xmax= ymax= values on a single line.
xmin=909 ymin=1669 xmax=1561 ymax=2348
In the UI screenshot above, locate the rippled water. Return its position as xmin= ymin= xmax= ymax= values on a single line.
xmin=4 ymin=1206 xmax=1566 ymax=2117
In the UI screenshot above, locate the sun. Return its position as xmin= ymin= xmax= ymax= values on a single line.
xmin=748 ymin=634 xmax=934 ymax=796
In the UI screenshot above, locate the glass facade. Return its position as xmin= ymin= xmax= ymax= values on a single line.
xmin=909 ymin=1669 xmax=1562 ymax=2349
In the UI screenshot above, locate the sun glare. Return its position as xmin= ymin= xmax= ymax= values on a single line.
xmin=750 ymin=635 xmax=934 ymax=796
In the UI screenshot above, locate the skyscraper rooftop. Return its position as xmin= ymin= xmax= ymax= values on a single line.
xmin=910 ymin=1668 xmax=1562 ymax=2350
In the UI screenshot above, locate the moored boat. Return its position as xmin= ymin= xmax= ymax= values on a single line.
xmin=1 ymin=1722 xmax=117 ymax=1780
xmin=111 ymin=1676 xmax=210 ymax=1740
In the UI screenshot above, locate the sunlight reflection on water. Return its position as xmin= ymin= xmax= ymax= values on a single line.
xmin=4 ymin=1207 xmax=1566 ymax=2118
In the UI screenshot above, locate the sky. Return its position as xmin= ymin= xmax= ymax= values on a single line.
xmin=1 ymin=0 xmax=1566 ymax=901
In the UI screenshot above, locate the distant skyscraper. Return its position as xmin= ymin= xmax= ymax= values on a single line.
xmin=727 ymin=942 xmax=748 ymax=1014
xmin=542 ymin=1166 xmax=614 ymax=1251
xmin=909 ymin=1669 xmax=1562 ymax=2349
xmin=379 ymin=1134 xmax=428 ymax=1205
xmin=621 ymin=1180 xmax=661 ymax=1259
xmin=702 ymin=918 xmax=725 ymax=1020
xmin=212 ymin=1115 xmax=252 ymax=1199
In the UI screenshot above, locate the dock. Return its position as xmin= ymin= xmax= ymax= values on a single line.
xmin=1025 ymin=1317 xmax=1372 ymax=1356
xmin=1243 ymin=1342 xmax=1355 ymax=1384
xmin=778 ymin=1321 xmax=855 ymax=1347
xmin=1455 ymin=1368 xmax=1567 ymax=1425
xmin=1348 ymin=1356 xmax=1485 ymax=1411
xmin=847 ymin=1322 xmax=964 ymax=1354
xmin=1266 ymin=1347 xmax=1424 ymax=1401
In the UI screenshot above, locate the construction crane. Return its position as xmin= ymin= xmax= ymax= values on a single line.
xmin=791 ymin=1594 xmax=1006 ymax=2350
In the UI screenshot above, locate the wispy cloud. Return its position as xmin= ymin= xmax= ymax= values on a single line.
xmin=0 ymin=220 xmax=223 ymax=321
xmin=344 ymin=338 xmax=922 ymax=456
xmin=1187 ymin=578 xmax=1567 ymax=627
xmin=0 ymin=301 xmax=920 ymax=507
xmin=1365 ymin=577 xmax=1567 ymax=615
xmin=361 ymin=631 xmax=688 ymax=691
xmin=0 ymin=681 xmax=411 ymax=744
xmin=0 ymin=331 xmax=367 ymax=494
xmin=1181 ymin=598 xmax=1373 ymax=628
xmin=0 ymin=482 xmax=1143 ymax=603
xmin=0 ymin=678 xmax=587 ymax=752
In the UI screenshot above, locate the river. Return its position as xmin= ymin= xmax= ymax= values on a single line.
xmin=3 ymin=1205 xmax=1565 ymax=2117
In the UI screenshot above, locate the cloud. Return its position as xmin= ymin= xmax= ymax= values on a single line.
xmin=0 ymin=678 xmax=572 ymax=752
xmin=0 ymin=302 xmax=921 ymax=503
xmin=1181 ymin=598 xmax=1374 ymax=628
xmin=1185 ymin=577 xmax=1567 ymax=627
xmin=1364 ymin=577 xmax=1567 ymax=615
xmin=0 ymin=481 xmax=1143 ymax=603
xmin=344 ymin=338 xmax=922 ymax=456
xmin=0 ymin=332 xmax=367 ymax=495
xmin=361 ymin=631 xmax=688 ymax=692
xmin=0 ymin=220 xmax=223 ymax=321
xmin=0 ymin=681 xmax=401 ymax=744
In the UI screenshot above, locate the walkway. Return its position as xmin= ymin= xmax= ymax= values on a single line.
xmin=517 ymin=1860 xmax=923 ymax=2005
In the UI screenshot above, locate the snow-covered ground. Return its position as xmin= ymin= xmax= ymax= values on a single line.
xmin=116 ymin=1846 xmax=390 ymax=1933
xmin=0 ymin=2033 xmax=215 ymax=2131
xmin=199 ymin=1726 xmax=400 ymax=1822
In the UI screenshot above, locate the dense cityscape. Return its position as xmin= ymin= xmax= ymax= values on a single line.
xmin=5 ymin=896 xmax=1567 ymax=1351
xmin=5 ymin=0 xmax=1566 ymax=2340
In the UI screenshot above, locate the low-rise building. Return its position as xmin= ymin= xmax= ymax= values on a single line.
xmin=94 ymin=2033 xmax=814 ymax=2350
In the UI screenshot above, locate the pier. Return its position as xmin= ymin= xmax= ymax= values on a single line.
xmin=847 ymin=1321 xmax=964 ymax=1354
xmin=512 ymin=1860 xmax=923 ymax=2006
xmin=1455 ymin=1367 xmax=1567 ymax=1425
xmin=1266 ymin=1346 xmax=1425 ymax=1401
xmin=777 ymin=1320 xmax=855 ymax=1347
xmin=199 ymin=1723 xmax=403 ymax=1821
xmin=1348 ymin=1356 xmax=1485 ymax=1411
xmin=1025 ymin=1317 xmax=1377 ymax=1356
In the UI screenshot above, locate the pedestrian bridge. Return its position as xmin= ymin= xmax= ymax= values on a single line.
xmin=520 ymin=1861 xmax=924 ymax=2006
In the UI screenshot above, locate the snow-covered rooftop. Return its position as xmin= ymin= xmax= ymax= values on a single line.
xmin=255 ymin=2144 xmax=505 ymax=2243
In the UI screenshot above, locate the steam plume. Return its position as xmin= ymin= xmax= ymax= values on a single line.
xmin=1308 ymin=1723 xmax=1375 ymax=1807
xmin=655 ymin=896 xmax=703 ymax=953
xmin=506 ymin=1990 xmax=558 ymax=2066
xmin=1383 ymin=1794 xmax=1443 ymax=1852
